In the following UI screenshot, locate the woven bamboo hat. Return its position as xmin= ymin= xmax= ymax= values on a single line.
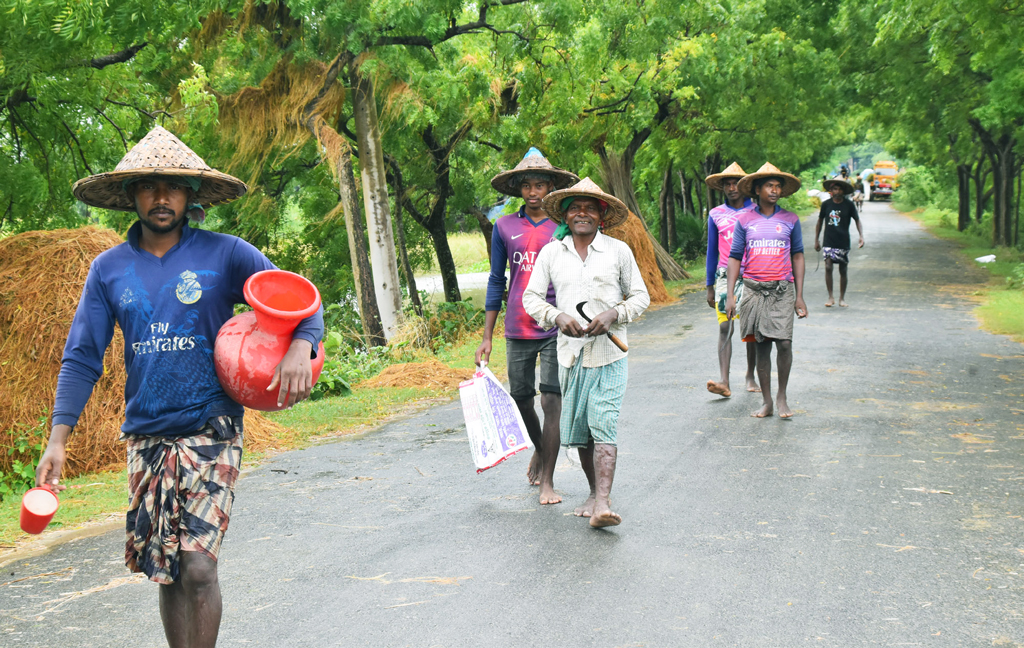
xmin=490 ymin=147 xmax=580 ymax=197
xmin=541 ymin=177 xmax=628 ymax=228
xmin=737 ymin=162 xmax=802 ymax=198
xmin=822 ymin=176 xmax=855 ymax=195
xmin=704 ymin=161 xmax=747 ymax=192
xmin=72 ymin=125 xmax=248 ymax=211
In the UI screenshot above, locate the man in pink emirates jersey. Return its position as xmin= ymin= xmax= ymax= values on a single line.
xmin=477 ymin=148 xmax=579 ymax=504
xmin=704 ymin=162 xmax=758 ymax=398
xmin=725 ymin=163 xmax=807 ymax=419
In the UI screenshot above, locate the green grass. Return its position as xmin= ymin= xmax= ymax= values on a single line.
xmin=976 ymin=289 xmax=1024 ymax=343
xmin=266 ymin=387 xmax=440 ymax=440
xmin=897 ymin=204 xmax=1024 ymax=340
xmin=0 ymin=470 xmax=126 ymax=546
xmin=417 ymin=232 xmax=491 ymax=275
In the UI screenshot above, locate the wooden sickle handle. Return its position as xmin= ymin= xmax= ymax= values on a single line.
xmin=607 ymin=333 xmax=628 ymax=352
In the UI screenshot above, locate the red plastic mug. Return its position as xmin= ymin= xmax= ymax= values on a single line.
xmin=20 ymin=487 xmax=59 ymax=534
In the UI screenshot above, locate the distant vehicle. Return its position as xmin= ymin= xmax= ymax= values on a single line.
xmin=868 ymin=161 xmax=899 ymax=201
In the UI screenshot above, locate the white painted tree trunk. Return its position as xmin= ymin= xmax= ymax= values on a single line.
xmin=353 ymin=69 xmax=402 ymax=339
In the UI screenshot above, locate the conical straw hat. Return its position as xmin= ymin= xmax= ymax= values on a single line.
xmin=490 ymin=147 xmax=580 ymax=197
xmin=704 ymin=161 xmax=748 ymax=191
xmin=541 ymin=177 xmax=628 ymax=228
xmin=822 ymin=177 xmax=855 ymax=195
xmin=72 ymin=125 xmax=248 ymax=211
xmin=737 ymin=162 xmax=802 ymax=198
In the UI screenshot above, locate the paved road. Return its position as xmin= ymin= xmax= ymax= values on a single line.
xmin=3 ymin=203 xmax=1023 ymax=647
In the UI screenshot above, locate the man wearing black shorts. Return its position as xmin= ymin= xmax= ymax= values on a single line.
xmin=814 ymin=177 xmax=865 ymax=307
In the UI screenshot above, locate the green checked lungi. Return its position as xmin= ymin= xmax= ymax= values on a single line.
xmin=558 ymin=358 xmax=628 ymax=448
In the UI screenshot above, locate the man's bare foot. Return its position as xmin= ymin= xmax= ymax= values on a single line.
xmin=574 ymin=495 xmax=596 ymax=517
xmin=825 ymin=298 xmax=834 ymax=307
xmin=706 ymin=379 xmax=731 ymax=397
xmin=777 ymin=398 xmax=794 ymax=418
xmin=539 ymin=486 xmax=562 ymax=505
xmin=527 ymin=451 xmax=541 ymax=486
xmin=590 ymin=507 xmax=622 ymax=528
xmin=838 ymin=299 xmax=848 ymax=307
xmin=746 ymin=376 xmax=761 ymax=393
xmin=752 ymin=402 xmax=773 ymax=418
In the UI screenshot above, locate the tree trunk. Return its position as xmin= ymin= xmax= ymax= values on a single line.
xmin=1016 ymin=163 xmax=1022 ymax=247
xmin=679 ymin=170 xmax=694 ymax=217
xmin=972 ymin=152 xmax=989 ymax=223
xmin=470 ymin=207 xmax=495 ymax=258
xmin=956 ymin=164 xmax=971 ymax=232
xmin=693 ymin=167 xmax=706 ymax=219
xmin=659 ymin=163 xmax=676 ymax=252
xmin=947 ymin=134 xmax=971 ymax=232
xmin=304 ymin=107 xmax=385 ymax=346
xmin=352 ymin=67 xmax=403 ymax=338
xmin=972 ymin=120 xmax=1016 ymax=246
xmin=389 ymin=159 xmax=422 ymax=315
xmin=596 ymin=146 xmax=689 ymax=280
xmin=334 ymin=146 xmax=387 ymax=346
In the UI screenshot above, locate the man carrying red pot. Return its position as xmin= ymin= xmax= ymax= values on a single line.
xmin=35 ymin=126 xmax=323 ymax=648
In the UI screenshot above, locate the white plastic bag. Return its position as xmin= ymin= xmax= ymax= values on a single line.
xmin=459 ymin=364 xmax=533 ymax=473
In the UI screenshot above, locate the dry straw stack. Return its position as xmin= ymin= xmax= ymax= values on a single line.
xmin=0 ymin=227 xmax=292 ymax=480
xmin=604 ymin=211 xmax=672 ymax=304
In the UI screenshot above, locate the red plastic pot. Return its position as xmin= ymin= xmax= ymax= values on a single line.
xmin=20 ymin=487 xmax=59 ymax=534
xmin=214 ymin=270 xmax=326 ymax=411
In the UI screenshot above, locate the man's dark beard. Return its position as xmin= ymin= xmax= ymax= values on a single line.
xmin=139 ymin=208 xmax=186 ymax=234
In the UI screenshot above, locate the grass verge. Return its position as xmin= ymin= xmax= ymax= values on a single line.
xmin=895 ymin=204 xmax=1024 ymax=341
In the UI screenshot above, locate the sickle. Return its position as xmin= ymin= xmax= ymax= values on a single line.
xmin=576 ymin=301 xmax=628 ymax=352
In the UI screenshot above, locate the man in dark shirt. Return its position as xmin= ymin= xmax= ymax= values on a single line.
xmin=814 ymin=177 xmax=865 ymax=307
xmin=36 ymin=126 xmax=323 ymax=648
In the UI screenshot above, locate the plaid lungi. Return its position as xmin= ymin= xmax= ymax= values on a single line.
xmin=124 ymin=416 xmax=243 ymax=585
xmin=739 ymin=279 xmax=796 ymax=343
xmin=558 ymin=358 xmax=628 ymax=448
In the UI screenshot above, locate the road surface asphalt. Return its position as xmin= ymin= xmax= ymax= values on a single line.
xmin=2 ymin=202 xmax=1023 ymax=647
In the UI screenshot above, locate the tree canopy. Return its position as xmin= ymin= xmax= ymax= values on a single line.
xmin=2 ymin=0 xmax=1022 ymax=338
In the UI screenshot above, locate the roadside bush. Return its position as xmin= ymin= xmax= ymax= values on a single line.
xmin=0 ymin=412 xmax=46 ymax=501
xmin=672 ymin=214 xmax=706 ymax=263
xmin=1007 ymin=263 xmax=1024 ymax=290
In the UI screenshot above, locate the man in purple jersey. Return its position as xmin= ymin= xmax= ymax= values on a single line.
xmin=725 ymin=163 xmax=807 ymax=419
xmin=477 ymin=148 xmax=579 ymax=504
xmin=704 ymin=162 xmax=758 ymax=398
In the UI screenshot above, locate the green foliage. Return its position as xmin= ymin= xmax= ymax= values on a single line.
xmin=672 ymin=215 xmax=706 ymax=263
xmin=0 ymin=412 xmax=47 ymax=502
xmin=1006 ymin=264 xmax=1024 ymax=290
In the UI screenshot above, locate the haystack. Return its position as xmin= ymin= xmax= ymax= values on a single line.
xmin=0 ymin=227 xmax=292 ymax=482
xmin=356 ymin=359 xmax=475 ymax=392
xmin=604 ymin=211 xmax=671 ymax=303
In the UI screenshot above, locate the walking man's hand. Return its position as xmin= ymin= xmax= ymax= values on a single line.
xmin=814 ymin=240 xmax=822 ymax=252
xmin=268 ymin=339 xmax=314 ymax=407
xmin=725 ymin=294 xmax=737 ymax=320
xmin=475 ymin=339 xmax=492 ymax=366
xmin=795 ymin=297 xmax=808 ymax=319
xmin=555 ymin=313 xmax=586 ymax=338
xmin=36 ymin=425 xmax=71 ymax=493
xmin=706 ymin=286 xmax=715 ymax=308
xmin=858 ymin=237 xmax=865 ymax=248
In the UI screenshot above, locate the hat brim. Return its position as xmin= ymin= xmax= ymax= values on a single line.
xmin=704 ymin=173 xmax=745 ymax=192
xmin=737 ymin=171 xmax=802 ymax=199
xmin=541 ymin=187 xmax=628 ymax=228
xmin=490 ymin=167 xmax=580 ymax=198
xmin=72 ymin=168 xmax=248 ymax=211
xmin=822 ymin=179 xmax=855 ymax=195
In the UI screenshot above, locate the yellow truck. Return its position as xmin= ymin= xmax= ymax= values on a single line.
xmin=868 ymin=160 xmax=900 ymax=201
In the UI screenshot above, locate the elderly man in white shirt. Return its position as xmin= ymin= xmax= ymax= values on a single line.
xmin=522 ymin=178 xmax=650 ymax=528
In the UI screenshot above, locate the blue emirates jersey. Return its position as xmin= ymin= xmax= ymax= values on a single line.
xmin=53 ymin=222 xmax=324 ymax=438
